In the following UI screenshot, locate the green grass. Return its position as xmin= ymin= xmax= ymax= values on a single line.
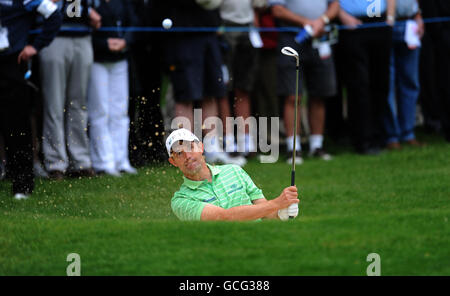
xmin=1 ymin=133 xmax=449 ymax=275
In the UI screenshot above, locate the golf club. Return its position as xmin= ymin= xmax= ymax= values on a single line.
xmin=281 ymin=46 xmax=299 ymax=219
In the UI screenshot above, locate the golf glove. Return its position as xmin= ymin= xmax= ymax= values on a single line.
xmin=278 ymin=204 xmax=299 ymax=221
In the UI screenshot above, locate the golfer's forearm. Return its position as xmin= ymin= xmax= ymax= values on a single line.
xmin=271 ymin=5 xmax=310 ymax=27
xmin=220 ymin=201 xmax=279 ymax=221
xmin=262 ymin=210 xmax=280 ymax=220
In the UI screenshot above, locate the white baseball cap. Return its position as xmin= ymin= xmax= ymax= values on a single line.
xmin=165 ymin=128 xmax=200 ymax=156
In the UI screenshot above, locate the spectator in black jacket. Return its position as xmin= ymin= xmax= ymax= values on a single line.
xmin=127 ymin=0 xmax=167 ymax=166
xmin=0 ymin=0 xmax=62 ymax=199
xmin=87 ymin=0 xmax=138 ymax=176
xmin=418 ymin=0 xmax=450 ymax=142
xmin=38 ymin=0 xmax=101 ymax=180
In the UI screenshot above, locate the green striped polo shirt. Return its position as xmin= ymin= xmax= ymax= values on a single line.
xmin=171 ymin=164 xmax=265 ymax=221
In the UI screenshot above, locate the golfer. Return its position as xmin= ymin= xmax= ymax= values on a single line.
xmin=167 ymin=129 xmax=300 ymax=221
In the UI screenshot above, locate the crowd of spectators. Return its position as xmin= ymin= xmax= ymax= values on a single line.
xmin=1 ymin=0 xmax=449 ymax=198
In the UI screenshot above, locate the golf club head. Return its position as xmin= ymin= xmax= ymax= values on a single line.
xmin=281 ymin=46 xmax=299 ymax=59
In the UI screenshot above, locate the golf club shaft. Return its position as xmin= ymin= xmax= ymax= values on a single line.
xmin=291 ymin=61 xmax=300 ymax=183
xmin=289 ymin=60 xmax=300 ymax=219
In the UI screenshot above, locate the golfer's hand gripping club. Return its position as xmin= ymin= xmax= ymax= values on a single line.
xmin=277 ymin=186 xmax=300 ymax=221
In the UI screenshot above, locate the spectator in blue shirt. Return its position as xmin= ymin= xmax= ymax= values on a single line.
xmin=383 ymin=0 xmax=425 ymax=150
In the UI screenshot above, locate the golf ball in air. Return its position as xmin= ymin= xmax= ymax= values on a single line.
xmin=162 ymin=18 xmax=172 ymax=30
